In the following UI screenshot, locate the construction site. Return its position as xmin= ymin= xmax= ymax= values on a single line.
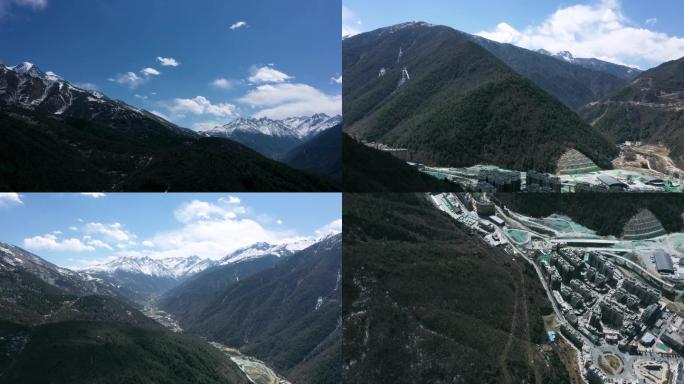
xmin=430 ymin=193 xmax=684 ymax=383
xmin=417 ymin=147 xmax=684 ymax=193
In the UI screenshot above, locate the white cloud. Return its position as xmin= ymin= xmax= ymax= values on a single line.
xmin=74 ymin=82 xmax=98 ymax=91
xmin=331 ymin=75 xmax=342 ymax=84
xmin=475 ymin=0 xmax=684 ymax=68
xmin=83 ymin=222 xmax=136 ymax=242
xmin=13 ymin=0 xmax=46 ymax=9
xmin=211 ymin=78 xmax=234 ymax=90
xmin=645 ymin=18 xmax=657 ymax=27
xmin=141 ymin=67 xmax=160 ymax=76
xmin=342 ymin=5 xmax=362 ymax=37
xmin=220 ymin=196 xmax=240 ymax=204
xmin=0 ymin=0 xmax=46 ymax=17
xmin=315 ymin=219 xmax=342 ymax=237
xmin=109 ymin=72 xmax=145 ymax=89
xmin=69 ymin=226 xmax=78 ymax=231
xmin=142 ymin=240 xmax=155 ymax=247
xmin=238 ymin=83 xmax=341 ymax=119
xmin=157 ymin=56 xmax=180 ymax=67
xmin=0 ymin=193 xmax=23 ymax=207
xmin=80 ymin=193 xmax=106 ymax=198
xmin=109 ymin=67 xmax=161 ymax=89
xmin=276 ymin=219 xmax=283 ymax=225
xmin=168 ymin=96 xmax=236 ymax=117
xmin=174 ymin=199 xmax=246 ymax=223
xmin=87 ymin=239 xmax=112 ymax=250
xmin=23 ymin=234 xmax=94 ymax=252
xmin=229 ymin=21 xmax=247 ymax=30
xmin=248 ymin=66 xmax=292 ymax=84
xmin=145 ymin=198 xmax=284 ymax=260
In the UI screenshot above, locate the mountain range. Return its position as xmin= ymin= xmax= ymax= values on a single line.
xmin=0 ymin=62 xmax=337 ymax=191
xmin=0 ymin=242 xmax=251 ymax=384
xmin=161 ymin=233 xmax=342 ymax=384
xmin=343 ymin=22 xmax=618 ymax=173
xmin=80 ymin=236 xmax=321 ymax=303
xmin=201 ymin=114 xmax=340 ymax=155
xmin=580 ymin=56 xmax=684 ymax=168
xmin=1 ymin=232 xmax=341 ymax=383
xmin=536 ymin=49 xmax=641 ymax=82
xmin=200 ymin=114 xmax=342 ymax=184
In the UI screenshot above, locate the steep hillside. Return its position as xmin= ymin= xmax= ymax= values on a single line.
xmin=0 ymin=243 xmax=251 ymax=384
xmin=469 ymin=38 xmax=630 ymax=110
xmin=0 ymin=321 xmax=250 ymax=384
xmin=343 ymin=194 xmax=570 ymax=383
xmin=159 ymin=256 xmax=282 ymax=325
xmin=0 ymin=63 xmax=337 ymax=192
xmin=169 ymin=235 xmax=342 ymax=384
xmin=342 ymin=134 xmax=462 ymax=192
xmin=343 ymin=22 xmax=618 ymax=172
xmin=495 ymin=193 xmax=684 ymax=237
xmin=284 ymin=124 xmax=342 ymax=184
xmin=580 ymin=57 xmax=684 ymax=167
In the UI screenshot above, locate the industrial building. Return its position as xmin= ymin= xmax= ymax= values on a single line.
xmin=662 ymin=329 xmax=684 ymax=352
xmin=526 ymin=171 xmax=562 ymax=193
xmin=622 ymin=209 xmax=667 ymax=240
xmin=641 ymin=175 xmax=665 ymax=187
xmin=488 ymin=215 xmax=505 ymax=227
xmin=596 ymin=175 xmax=628 ymax=191
xmin=474 ymin=198 xmax=495 ymax=217
xmin=654 ymin=250 xmax=675 ymax=274
xmin=556 ymin=148 xmax=601 ymax=175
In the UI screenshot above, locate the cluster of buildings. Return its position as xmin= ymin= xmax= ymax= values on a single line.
xmin=541 ymin=247 xmax=674 ymax=353
xmin=474 ymin=168 xmax=522 ymax=192
xmin=526 ymin=170 xmax=562 ymax=193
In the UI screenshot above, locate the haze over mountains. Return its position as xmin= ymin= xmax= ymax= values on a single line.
xmin=0 ymin=62 xmax=338 ymax=191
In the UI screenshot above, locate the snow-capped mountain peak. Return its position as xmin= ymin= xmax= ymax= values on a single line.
xmin=218 ymin=237 xmax=319 ymax=265
xmin=201 ymin=113 xmax=341 ymax=140
xmin=84 ymin=255 xmax=213 ymax=279
xmin=556 ymin=50 xmax=574 ymax=62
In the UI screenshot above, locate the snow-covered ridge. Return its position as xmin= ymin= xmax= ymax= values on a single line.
xmin=218 ymin=237 xmax=318 ymax=265
xmin=83 ymin=255 xmax=213 ymax=279
xmin=81 ymin=233 xmax=340 ymax=278
xmin=201 ymin=113 xmax=341 ymax=140
xmin=0 ymin=61 xmax=186 ymax=133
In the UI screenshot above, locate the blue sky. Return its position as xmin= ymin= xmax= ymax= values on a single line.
xmin=0 ymin=0 xmax=341 ymax=129
xmin=0 ymin=193 xmax=341 ymax=268
xmin=343 ymin=0 xmax=684 ymax=69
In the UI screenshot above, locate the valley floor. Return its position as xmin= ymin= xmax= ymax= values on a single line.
xmin=142 ymin=304 xmax=290 ymax=384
